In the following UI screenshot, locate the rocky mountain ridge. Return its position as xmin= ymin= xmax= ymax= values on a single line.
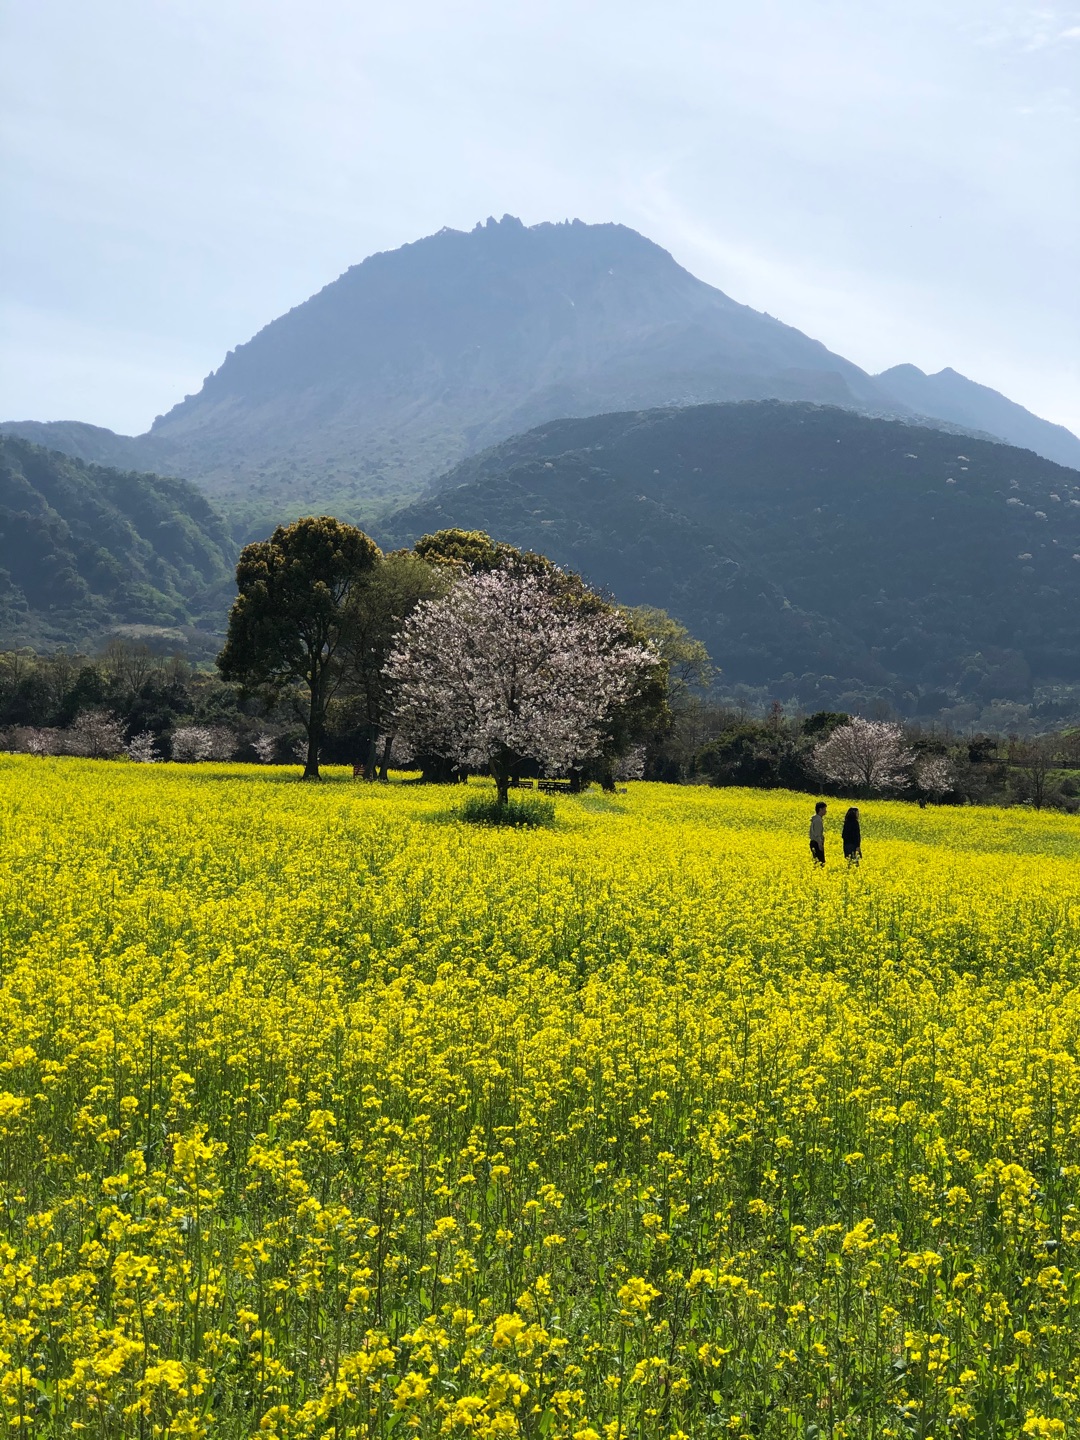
xmin=4 ymin=217 xmax=1076 ymax=525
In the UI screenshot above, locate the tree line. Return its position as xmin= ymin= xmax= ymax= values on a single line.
xmin=0 ymin=521 xmax=710 ymax=792
xmin=3 ymin=514 xmax=1079 ymax=809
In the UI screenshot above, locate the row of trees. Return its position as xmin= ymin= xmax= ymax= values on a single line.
xmin=5 ymin=514 xmax=1078 ymax=808
xmin=684 ymin=705 xmax=1080 ymax=809
xmin=3 ymin=715 xmax=288 ymax=764
xmin=0 ymin=524 xmax=710 ymax=782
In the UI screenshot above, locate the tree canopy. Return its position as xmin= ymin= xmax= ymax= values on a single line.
xmin=217 ymin=516 xmax=379 ymax=778
xmin=386 ymin=567 xmax=656 ymax=803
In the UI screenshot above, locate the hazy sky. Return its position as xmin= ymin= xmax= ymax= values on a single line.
xmin=3 ymin=0 xmax=1078 ymax=435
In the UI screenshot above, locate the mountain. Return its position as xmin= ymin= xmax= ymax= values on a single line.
xmin=133 ymin=216 xmax=897 ymax=516
xmin=0 ymin=436 xmax=235 ymax=650
xmin=5 ymin=217 xmax=1075 ymax=527
xmin=384 ymin=401 xmax=1080 ymax=715
xmin=877 ymin=365 xmax=1080 ymax=471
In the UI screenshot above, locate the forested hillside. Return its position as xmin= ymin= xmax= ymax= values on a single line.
xmin=0 ymin=437 xmax=234 ymax=649
xmin=387 ymin=402 xmax=1080 ymax=717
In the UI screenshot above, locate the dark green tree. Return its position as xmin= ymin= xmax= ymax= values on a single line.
xmin=217 ymin=516 xmax=379 ymax=778
xmin=413 ymin=528 xmax=562 ymax=582
xmin=333 ymin=550 xmax=448 ymax=778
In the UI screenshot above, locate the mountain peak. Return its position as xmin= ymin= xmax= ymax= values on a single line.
xmin=126 ymin=215 xmax=889 ymax=515
xmin=5 ymin=218 xmax=1077 ymax=521
xmin=877 ymin=363 xmax=1080 ymax=470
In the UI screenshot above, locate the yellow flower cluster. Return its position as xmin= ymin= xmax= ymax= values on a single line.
xmin=1 ymin=756 xmax=1080 ymax=1438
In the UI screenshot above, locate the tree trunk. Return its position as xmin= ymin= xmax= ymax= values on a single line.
xmin=303 ymin=732 xmax=320 ymax=779
xmin=365 ymin=732 xmax=379 ymax=781
xmin=493 ymin=758 xmax=510 ymax=806
xmin=304 ymin=675 xmax=322 ymax=779
xmin=378 ymin=733 xmax=393 ymax=782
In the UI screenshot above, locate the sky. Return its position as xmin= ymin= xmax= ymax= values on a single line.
xmin=2 ymin=0 xmax=1078 ymax=436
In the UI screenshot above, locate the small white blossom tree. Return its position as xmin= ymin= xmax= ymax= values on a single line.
xmin=171 ymin=726 xmax=213 ymax=762
xmin=20 ymin=727 xmax=61 ymax=757
xmin=614 ymin=744 xmax=647 ymax=782
xmin=914 ymin=752 xmax=954 ymax=801
xmin=65 ymin=711 xmax=126 ymax=759
xmin=204 ymin=727 xmax=237 ymax=761
xmin=126 ymin=731 xmax=160 ymax=763
xmin=253 ymin=734 xmax=278 ymax=764
xmin=386 ymin=569 xmax=655 ymax=805
xmin=813 ymin=717 xmax=913 ymax=792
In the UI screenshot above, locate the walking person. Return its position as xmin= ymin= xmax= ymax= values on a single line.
xmin=809 ymin=801 xmax=827 ymax=865
xmin=842 ymin=806 xmax=862 ymax=865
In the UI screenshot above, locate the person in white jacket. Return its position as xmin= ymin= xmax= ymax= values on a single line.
xmin=809 ymin=801 xmax=827 ymax=865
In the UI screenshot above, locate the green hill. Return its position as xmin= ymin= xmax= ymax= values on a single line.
xmin=0 ymin=436 xmax=235 ymax=650
xmin=385 ymin=402 xmax=1080 ymax=716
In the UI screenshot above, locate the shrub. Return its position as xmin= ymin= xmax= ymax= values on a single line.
xmin=458 ymin=792 xmax=556 ymax=828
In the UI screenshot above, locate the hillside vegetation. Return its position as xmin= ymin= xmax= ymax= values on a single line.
xmin=0 ymin=436 xmax=235 ymax=649
xmin=388 ymin=401 xmax=1080 ymax=716
xmin=2 ymin=761 xmax=1079 ymax=1435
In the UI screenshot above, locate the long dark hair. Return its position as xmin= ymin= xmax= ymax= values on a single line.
xmin=843 ymin=806 xmax=860 ymax=833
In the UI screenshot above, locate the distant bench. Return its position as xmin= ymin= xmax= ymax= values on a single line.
xmin=517 ymin=778 xmax=626 ymax=794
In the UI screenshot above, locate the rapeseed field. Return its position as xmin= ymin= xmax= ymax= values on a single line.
xmin=1 ymin=757 xmax=1078 ymax=1439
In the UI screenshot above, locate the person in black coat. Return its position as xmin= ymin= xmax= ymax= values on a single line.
xmin=842 ymin=806 xmax=862 ymax=864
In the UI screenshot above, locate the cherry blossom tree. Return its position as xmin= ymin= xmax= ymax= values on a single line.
xmin=1 ymin=727 xmax=61 ymax=756
xmin=64 ymin=710 xmax=126 ymax=759
xmin=126 ymin=732 xmax=161 ymax=763
xmin=812 ymin=717 xmax=913 ymax=792
xmin=253 ymin=734 xmax=278 ymax=764
xmin=914 ymin=752 xmax=954 ymax=801
xmin=171 ymin=726 xmax=235 ymax=762
xmin=171 ymin=726 xmax=213 ymax=762
xmin=386 ymin=568 xmax=656 ymax=805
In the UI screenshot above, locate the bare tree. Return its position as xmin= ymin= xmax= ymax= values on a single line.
xmin=1009 ymin=735 xmax=1059 ymax=809
xmin=386 ymin=568 xmax=655 ymax=805
xmin=101 ymin=639 xmax=157 ymax=706
xmin=813 ymin=717 xmax=913 ymax=792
